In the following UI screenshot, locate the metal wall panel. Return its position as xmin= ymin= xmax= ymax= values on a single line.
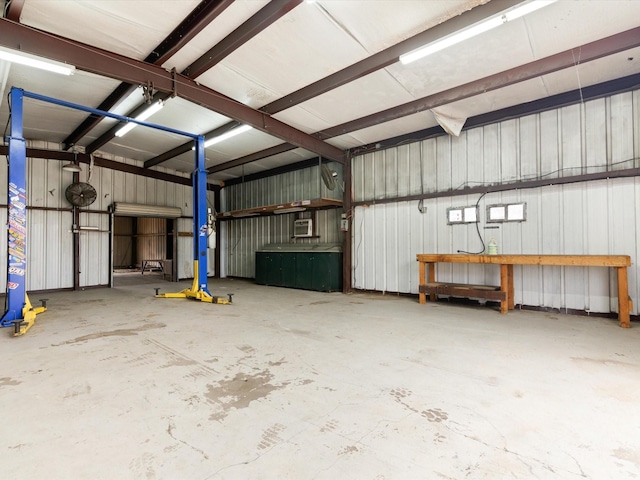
xmin=79 ymin=212 xmax=109 ymax=287
xmin=352 ymin=89 xmax=640 ymax=314
xmin=1 ymin=144 xmax=195 ymax=291
xmin=223 ymin=162 xmax=343 ymax=278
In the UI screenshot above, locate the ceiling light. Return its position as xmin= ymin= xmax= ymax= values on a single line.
xmin=62 ymin=162 xmax=82 ymax=173
xmin=202 ymin=125 xmax=253 ymax=148
xmin=0 ymin=46 xmax=75 ymax=75
xmin=399 ymin=0 xmax=557 ymax=65
xmin=62 ymin=151 xmax=82 ymax=172
xmin=115 ymin=100 xmax=165 ymax=137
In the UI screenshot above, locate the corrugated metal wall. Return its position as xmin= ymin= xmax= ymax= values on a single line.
xmin=0 ymin=141 xmax=196 ymax=291
xmin=223 ymin=162 xmax=343 ymax=278
xmin=352 ymin=90 xmax=640 ymax=315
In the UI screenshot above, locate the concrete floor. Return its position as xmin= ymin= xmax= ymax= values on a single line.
xmin=1 ymin=277 xmax=639 ymax=480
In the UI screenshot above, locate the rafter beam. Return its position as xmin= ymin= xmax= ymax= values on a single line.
xmin=62 ymin=0 xmax=234 ymax=150
xmin=317 ymin=27 xmax=640 ymax=139
xmin=207 ymin=143 xmax=297 ymax=173
xmin=206 ymin=27 xmax=640 ymax=174
xmin=0 ymin=19 xmax=345 ymax=163
xmin=4 ymin=0 xmax=24 ymax=21
xmin=89 ymin=0 xmax=304 ymax=157
xmin=146 ymin=0 xmax=522 ymax=168
xmin=183 ymin=0 xmax=302 ymax=79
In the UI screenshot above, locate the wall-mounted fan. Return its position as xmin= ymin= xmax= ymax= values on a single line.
xmin=65 ymin=182 xmax=97 ymax=207
xmin=320 ymin=164 xmax=344 ymax=192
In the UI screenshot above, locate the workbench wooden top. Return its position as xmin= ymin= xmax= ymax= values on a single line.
xmin=416 ymin=254 xmax=631 ymax=267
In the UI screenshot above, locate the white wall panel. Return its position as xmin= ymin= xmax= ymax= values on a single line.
xmin=223 ymin=162 xmax=343 ymax=278
xmin=79 ymin=212 xmax=109 ymax=287
xmin=352 ymin=89 xmax=640 ymax=315
xmin=1 ymin=145 xmax=195 ymax=291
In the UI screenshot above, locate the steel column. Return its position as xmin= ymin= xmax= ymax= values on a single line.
xmin=193 ymin=135 xmax=211 ymax=294
xmin=1 ymin=88 xmax=46 ymax=335
xmin=1 ymin=88 xmax=27 ymax=324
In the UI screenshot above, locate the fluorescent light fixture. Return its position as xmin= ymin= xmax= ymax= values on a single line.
xmin=0 ymin=46 xmax=75 ymax=75
xmin=274 ymin=207 xmax=306 ymax=215
xmin=115 ymin=100 xmax=164 ymax=137
xmin=232 ymin=212 xmax=260 ymax=218
xmin=198 ymin=124 xmax=253 ymax=149
xmin=400 ymin=0 xmax=557 ymax=65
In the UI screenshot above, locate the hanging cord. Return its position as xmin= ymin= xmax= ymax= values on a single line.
xmin=456 ymin=192 xmax=487 ymax=255
xmin=87 ymin=153 xmax=95 ymax=184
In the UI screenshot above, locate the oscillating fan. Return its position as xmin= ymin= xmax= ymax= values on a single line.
xmin=321 ymin=164 xmax=337 ymax=191
xmin=320 ymin=164 xmax=344 ymax=192
xmin=65 ymin=182 xmax=97 ymax=207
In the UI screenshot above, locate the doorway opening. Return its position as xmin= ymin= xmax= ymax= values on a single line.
xmin=113 ymin=216 xmax=176 ymax=286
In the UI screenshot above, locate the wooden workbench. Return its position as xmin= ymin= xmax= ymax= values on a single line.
xmin=416 ymin=254 xmax=633 ymax=328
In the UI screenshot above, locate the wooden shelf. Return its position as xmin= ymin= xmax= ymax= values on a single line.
xmin=218 ymin=197 xmax=342 ymax=220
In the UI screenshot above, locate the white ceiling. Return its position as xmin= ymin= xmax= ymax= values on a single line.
xmin=1 ymin=0 xmax=639 ymax=182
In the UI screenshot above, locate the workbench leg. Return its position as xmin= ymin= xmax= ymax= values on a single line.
xmin=419 ymin=261 xmax=426 ymax=304
xmin=617 ymin=267 xmax=630 ymax=328
xmin=428 ymin=263 xmax=436 ymax=302
xmin=507 ymin=265 xmax=515 ymax=310
xmin=500 ymin=264 xmax=509 ymax=315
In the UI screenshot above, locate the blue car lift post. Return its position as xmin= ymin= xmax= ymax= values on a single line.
xmin=1 ymin=88 xmax=229 ymax=336
xmin=1 ymin=88 xmax=46 ymax=336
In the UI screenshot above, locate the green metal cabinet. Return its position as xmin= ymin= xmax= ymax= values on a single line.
xmin=255 ymin=244 xmax=342 ymax=292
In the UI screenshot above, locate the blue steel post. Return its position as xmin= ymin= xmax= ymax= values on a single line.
xmin=193 ymin=135 xmax=211 ymax=295
xmin=1 ymin=88 xmax=28 ymax=326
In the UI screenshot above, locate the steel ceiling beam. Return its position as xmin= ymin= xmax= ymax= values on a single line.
xmin=146 ymin=0 xmax=523 ymax=168
xmin=4 ymin=0 xmax=24 ymax=21
xmin=182 ymin=0 xmax=303 ymax=79
xmin=205 ymin=26 xmax=640 ymax=174
xmin=261 ymin=0 xmax=523 ymax=115
xmin=0 ymin=19 xmax=345 ymax=163
xmin=89 ymin=0 xmax=305 ymax=157
xmin=62 ymin=0 xmax=234 ymax=150
xmin=207 ymin=143 xmax=297 ymax=174
xmin=360 ymin=72 xmax=640 ymax=155
xmin=146 ymin=122 xmax=241 ymax=167
xmin=218 ymin=72 xmax=640 ymax=185
xmin=317 ymin=27 xmax=640 ymax=140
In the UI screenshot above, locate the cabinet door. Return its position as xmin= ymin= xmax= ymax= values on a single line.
xmin=295 ymin=253 xmax=314 ymax=290
xmin=281 ymin=253 xmax=297 ymax=287
xmin=255 ymin=252 xmax=270 ymax=285
xmin=312 ymin=253 xmax=343 ymax=291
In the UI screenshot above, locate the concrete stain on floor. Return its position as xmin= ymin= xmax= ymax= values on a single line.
xmin=0 ymin=377 xmax=21 ymax=387
xmin=205 ymin=369 xmax=288 ymax=421
xmin=54 ymin=322 xmax=166 ymax=345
